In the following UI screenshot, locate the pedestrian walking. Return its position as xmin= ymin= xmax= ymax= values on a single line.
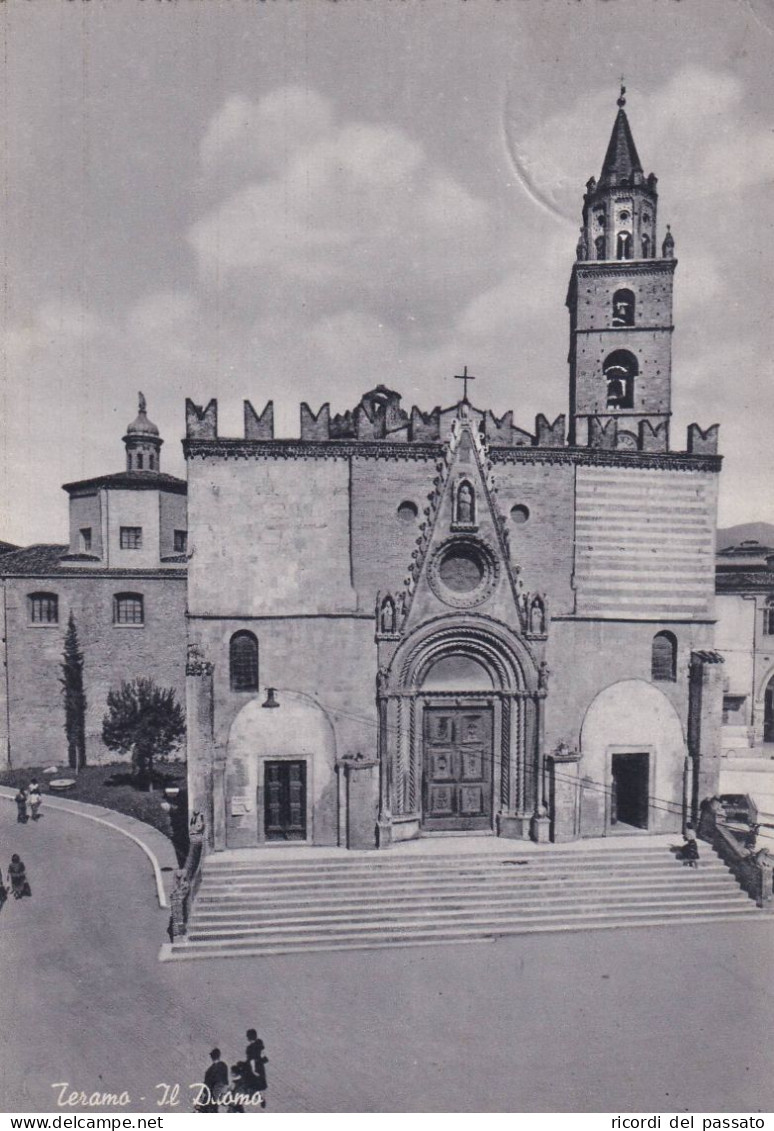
xmin=14 ymin=788 xmax=28 ymax=824
xmin=244 ymin=1029 xmax=268 ymax=1109
xmin=0 ymin=873 xmax=7 ymax=912
xmin=27 ymin=779 xmax=42 ymax=822
xmin=8 ymin=854 xmax=31 ymax=899
xmin=194 ymin=1048 xmax=229 ymax=1113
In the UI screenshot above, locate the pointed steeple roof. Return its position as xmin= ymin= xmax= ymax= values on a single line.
xmin=599 ymin=87 xmax=643 ymax=187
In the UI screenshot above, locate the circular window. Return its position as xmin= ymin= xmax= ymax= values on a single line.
xmin=428 ymin=536 xmax=499 ymax=609
xmin=510 ymin=504 xmax=530 ymax=524
xmin=438 ymin=545 xmax=485 ymax=592
xmin=397 ymin=500 xmax=418 ymax=523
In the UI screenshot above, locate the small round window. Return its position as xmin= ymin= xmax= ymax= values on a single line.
xmin=397 ymin=500 xmax=418 ymax=524
xmin=438 ymin=545 xmax=485 ymax=592
xmin=428 ymin=536 xmax=499 ymax=609
xmin=510 ymin=504 xmax=530 ymax=524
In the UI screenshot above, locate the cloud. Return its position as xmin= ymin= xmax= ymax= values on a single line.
xmin=189 ymin=88 xmax=498 ymax=335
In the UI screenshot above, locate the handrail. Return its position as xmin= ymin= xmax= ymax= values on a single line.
xmin=698 ymin=800 xmax=773 ymax=909
xmin=169 ymin=811 xmax=206 ymax=939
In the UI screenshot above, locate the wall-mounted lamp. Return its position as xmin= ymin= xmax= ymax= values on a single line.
xmin=262 ymin=687 xmax=280 ymax=709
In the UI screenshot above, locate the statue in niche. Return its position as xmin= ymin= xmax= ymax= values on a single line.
xmin=457 ymin=482 xmax=474 ymax=524
xmin=530 ymin=599 xmax=545 ymax=635
xmin=380 ymin=596 xmax=396 ymax=635
xmin=538 ymin=661 xmax=550 ymax=691
xmin=376 ymin=667 xmax=390 ymax=697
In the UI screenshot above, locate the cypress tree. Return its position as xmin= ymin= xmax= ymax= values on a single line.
xmin=61 ymin=611 xmax=87 ymax=770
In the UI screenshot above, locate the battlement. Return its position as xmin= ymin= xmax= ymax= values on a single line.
xmin=186 ymin=387 xmax=566 ymax=449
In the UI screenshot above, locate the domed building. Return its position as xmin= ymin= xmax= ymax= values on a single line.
xmin=0 ymin=396 xmax=188 ymax=766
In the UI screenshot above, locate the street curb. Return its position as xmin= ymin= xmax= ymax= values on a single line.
xmin=0 ymin=784 xmax=174 ymax=908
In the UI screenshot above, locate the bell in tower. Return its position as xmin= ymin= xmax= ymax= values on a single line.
xmin=567 ymin=86 xmax=677 ymax=451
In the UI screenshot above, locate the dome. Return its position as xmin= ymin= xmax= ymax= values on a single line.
xmin=125 ymin=392 xmax=160 ymax=437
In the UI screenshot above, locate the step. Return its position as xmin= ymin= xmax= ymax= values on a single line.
xmin=191 ymin=885 xmax=743 ymax=922
xmin=194 ymin=867 xmax=734 ymax=901
xmin=187 ymin=896 xmax=755 ymax=941
xmin=169 ymin=908 xmax=765 ymax=961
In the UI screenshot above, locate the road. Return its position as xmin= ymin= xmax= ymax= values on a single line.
xmin=0 ymin=800 xmax=772 ymax=1113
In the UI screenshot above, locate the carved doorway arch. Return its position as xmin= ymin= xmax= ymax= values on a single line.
xmin=377 ymin=615 xmax=544 ymax=844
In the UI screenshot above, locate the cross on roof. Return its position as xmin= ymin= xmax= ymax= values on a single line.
xmin=454 ymin=365 xmax=476 ymax=403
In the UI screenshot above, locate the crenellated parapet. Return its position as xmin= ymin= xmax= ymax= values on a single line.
xmin=184 ymin=388 xmax=719 ymax=463
xmin=687 ymin=423 xmax=720 ymax=456
xmin=185 ymin=398 xmax=218 ymax=440
xmin=244 ymin=400 xmax=274 ymax=440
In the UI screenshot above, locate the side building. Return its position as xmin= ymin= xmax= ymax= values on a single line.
xmin=0 ymin=398 xmax=187 ymax=768
xmin=184 ymin=94 xmax=725 ymax=851
xmin=715 ymin=536 xmax=774 ymax=751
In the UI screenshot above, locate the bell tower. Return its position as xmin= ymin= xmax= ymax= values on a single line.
xmin=567 ymin=86 xmax=676 ymax=450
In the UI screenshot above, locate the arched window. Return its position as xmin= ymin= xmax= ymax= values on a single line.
xmin=230 ymin=631 xmax=259 ymax=692
xmin=651 ymin=632 xmax=677 ymax=681
xmin=137 ymin=454 xmax=143 ymax=470
xmin=641 ymin=233 xmax=650 ymax=258
xmin=28 ymin=592 xmax=58 ymax=624
xmin=603 ymin=349 xmax=638 ymax=409
xmin=612 ymin=289 xmax=635 ymax=327
xmin=764 ymin=597 xmax=774 ymax=636
xmin=595 ymin=235 xmax=606 ymax=260
xmin=113 ymin=593 xmax=144 ymax=625
xmin=149 ymin=454 xmax=155 ymax=470
xmin=616 ymin=231 xmax=632 ymax=260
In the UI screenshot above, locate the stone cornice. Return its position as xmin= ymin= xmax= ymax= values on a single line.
xmin=572 ymin=259 xmax=677 ymax=280
xmin=0 ymin=567 xmax=187 ymax=580
xmin=183 ymin=439 xmax=442 ymax=461
xmin=184 ymin=438 xmax=722 ymax=472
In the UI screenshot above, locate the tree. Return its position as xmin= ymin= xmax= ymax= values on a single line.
xmin=102 ymin=678 xmax=185 ymax=788
xmin=60 ymin=611 xmax=87 ymax=771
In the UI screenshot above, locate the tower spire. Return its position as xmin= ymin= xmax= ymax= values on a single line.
xmin=566 ymin=90 xmax=677 ymax=450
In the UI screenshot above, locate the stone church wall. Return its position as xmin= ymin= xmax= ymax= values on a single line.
xmin=187 ymin=455 xmax=357 ymax=617
xmin=1 ymin=574 xmax=186 ymax=767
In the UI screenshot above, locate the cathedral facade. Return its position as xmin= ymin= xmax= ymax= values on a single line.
xmin=184 ymin=96 xmax=724 ymax=851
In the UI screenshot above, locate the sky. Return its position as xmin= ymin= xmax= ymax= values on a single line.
xmin=1 ymin=0 xmax=773 ymax=546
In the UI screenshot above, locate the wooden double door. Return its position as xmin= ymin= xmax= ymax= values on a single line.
xmin=264 ymin=760 xmax=307 ymax=840
xmin=422 ymin=705 xmax=494 ymax=831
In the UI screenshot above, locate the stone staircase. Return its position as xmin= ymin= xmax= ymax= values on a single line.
xmin=163 ymin=842 xmax=763 ymax=961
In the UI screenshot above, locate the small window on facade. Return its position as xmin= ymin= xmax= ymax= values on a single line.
xmin=230 ymin=631 xmax=259 ymax=692
xmin=397 ymin=500 xmax=418 ymax=524
xmin=651 ymin=632 xmax=677 ymax=681
xmin=137 ymin=454 xmax=144 ymax=470
xmin=120 ymin=527 xmax=142 ymax=550
xmin=641 ymin=233 xmax=650 ymax=258
xmin=149 ymin=455 xmax=155 ymax=470
xmin=510 ymin=504 xmax=530 ymax=524
xmin=79 ymin=527 xmax=92 ymax=552
xmin=764 ymin=597 xmax=774 ymax=636
xmin=114 ymin=593 xmax=144 ymax=625
xmin=174 ymin=530 xmax=187 ymax=554
xmin=612 ymin=289 xmax=635 ymax=327
xmin=595 ymin=235 xmax=606 ymax=260
xmin=29 ymin=592 xmax=58 ymax=624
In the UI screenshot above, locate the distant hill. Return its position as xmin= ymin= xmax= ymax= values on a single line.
xmin=717 ymin=523 xmax=774 ymax=551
